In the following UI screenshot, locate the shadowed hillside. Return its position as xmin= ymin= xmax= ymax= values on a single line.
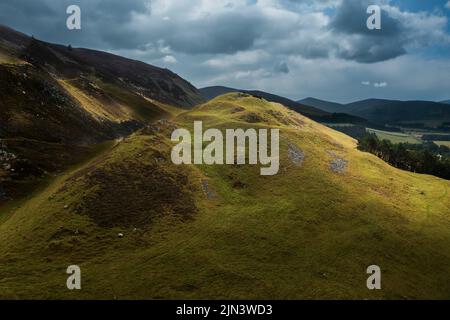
xmin=0 ymin=25 xmax=204 ymax=206
xmin=298 ymin=97 xmax=345 ymax=113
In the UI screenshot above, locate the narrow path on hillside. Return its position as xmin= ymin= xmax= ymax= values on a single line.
xmin=0 ymin=138 xmax=121 ymax=225
xmin=0 ymin=101 xmax=181 ymax=224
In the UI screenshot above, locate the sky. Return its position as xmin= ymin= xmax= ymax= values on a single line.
xmin=0 ymin=0 xmax=449 ymax=103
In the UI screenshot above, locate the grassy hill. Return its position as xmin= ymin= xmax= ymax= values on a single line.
xmin=201 ymin=86 xmax=369 ymax=125
xmin=1 ymin=93 xmax=449 ymax=299
xmin=200 ymin=86 xmax=328 ymax=117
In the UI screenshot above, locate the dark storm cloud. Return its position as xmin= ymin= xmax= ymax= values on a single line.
xmin=0 ymin=0 xmax=151 ymax=48
xmin=0 ymin=0 xmax=266 ymax=54
xmin=0 ymin=0 xmax=444 ymax=63
xmin=90 ymin=0 xmax=150 ymax=22
xmin=331 ymin=0 xmax=401 ymax=36
xmin=328 ymin=0 xmax=436 ymax=63
xmin=165 ymin=12 xmax=264 ymax=54
xmin=273 ymin=61 xmax=290 ymax=74
xmin=336 ymin=37 xmax=406 ymax=63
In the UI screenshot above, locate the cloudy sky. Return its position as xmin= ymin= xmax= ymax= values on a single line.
xmin=1 ymin=0 xmax=450 ymax=102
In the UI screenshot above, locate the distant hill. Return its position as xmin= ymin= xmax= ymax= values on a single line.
xmin=441 ymin=100 xmax=450 ymax=104
xmin=200 ymin=86 xmax=240 ymax=100
xmin=298 ymin=97 xmax=345 ymax=113
xmin=201 ymin=86 xmax=368 ymax=125
xmin=345 ymin=99 xmax=450 ymax=128
xmin=299 ymin=96 xmax=450 ymax=128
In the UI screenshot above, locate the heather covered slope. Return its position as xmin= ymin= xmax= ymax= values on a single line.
xmin=0 ymin=24 xmax=204 ymax=206
xmin=1 ymin=94 xmax=449 ymax=299
xmin=0 ymin=24 xmax=204 ymax=143
xmin=0 ymin=24 xmax=203 ymax=109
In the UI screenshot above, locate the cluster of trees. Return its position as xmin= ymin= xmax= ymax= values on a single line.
xmin=422 ymin=134 xmax=450 ymax=141
xmin=358 ymin=133 xmax=450 ymax=180
xmin=330 ymin=125 xmax=402 ymax=141
xmin=331 ymin=125 xmax=367 ymax=140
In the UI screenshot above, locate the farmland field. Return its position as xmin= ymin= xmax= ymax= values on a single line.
xmin=434 ymin=141 xmax=450 ymax=148
xmin=366 ymin=128 xmax=421 ymax=144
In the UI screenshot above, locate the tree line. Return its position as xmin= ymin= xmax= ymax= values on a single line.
xmin=358 ymin=133 xmax=450 ymax=180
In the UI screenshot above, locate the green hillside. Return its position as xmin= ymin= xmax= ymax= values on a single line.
xmin=1 ymin=93 xmax=449 ymax=299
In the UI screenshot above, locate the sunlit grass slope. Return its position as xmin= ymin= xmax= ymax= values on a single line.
xmin=58 ymin=78 xmax=168 ymax=123
xmin=0 ymin=93 xmax=449 ymax=299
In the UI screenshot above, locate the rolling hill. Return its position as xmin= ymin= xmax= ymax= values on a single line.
xmin=0 ymin=92 xmax=449 ymax=299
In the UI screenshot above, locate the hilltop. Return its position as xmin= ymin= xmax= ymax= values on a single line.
xmin=200 ymin=86 xmax=368 ymax=125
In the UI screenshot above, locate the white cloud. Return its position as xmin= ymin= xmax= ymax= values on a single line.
xmin=446 ymin=1 xmax=450 ymax=9
xmin=162 ymin=55 xmax=177 ymax=64
xmin=361 ymin=81 xmax=371 ymax=86
xmin=203 ymin=50 xmax=270 ymax=69
xmin=374 ymin=82 xmax=388 ymax=88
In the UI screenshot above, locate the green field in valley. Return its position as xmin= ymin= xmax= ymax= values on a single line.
xmin=366 ymin=128 xmax=421 ymax=144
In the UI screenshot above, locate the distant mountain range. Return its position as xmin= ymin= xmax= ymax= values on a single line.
xmin=200 ymin=86 xmax=369 ymax=125
xmin=298 ymin=97 xmax=450 ymax=128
